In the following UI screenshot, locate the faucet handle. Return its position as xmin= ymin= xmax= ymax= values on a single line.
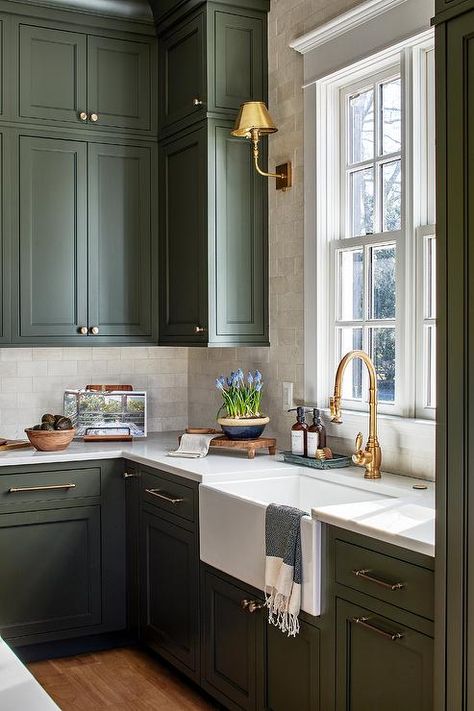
xmin=355 ymin=432 xmax=363 ymax=452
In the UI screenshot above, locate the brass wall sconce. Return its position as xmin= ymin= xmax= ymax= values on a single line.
xmin=231 ymin=101 xmax=292 ymax=191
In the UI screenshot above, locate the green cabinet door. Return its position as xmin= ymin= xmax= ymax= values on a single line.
xmin=210 ymin=121 xmax=268 ymax=344
xmin=158 ymin=10 xmax=206 ymax=132
xmin=265 ymin=620 xmax=320 ymax=711
xmin=0 ymin=506 xmax=101 ymax=642
xmin=18 ymin=135 xmax=88 ymax=339
xmin=87 ymin=36 xmax=152 ymax=131
xmin=336 ymin=599 xmax=433 ymax=711
xmin=88 ymin=143 xmax=154 ymax=340
xmin=201 ymin=568 xmax=264 ymax=710
xmin=159 ymin=124 xmax=208 ymax=343
xmin=210 ymin=8 xmax=266 ymax=114
xmin=140 ymin=506 xmax=200 ymax=680
xmin=19 ymin=25 xmax=87 ymax=124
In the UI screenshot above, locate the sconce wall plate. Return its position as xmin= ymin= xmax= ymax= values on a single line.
xmin=275 ymin=162 xmax=292 ymax=191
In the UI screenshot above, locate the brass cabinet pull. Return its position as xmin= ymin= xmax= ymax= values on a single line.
xmin=145 ymin=488 xmax=184 ymax=504
xmin=194 ymin=326 xmax=207 ymax=334
xmin=79 ymin=111 xmax=88 ymax=121
xmin=351 ymin=616 xmax=404 ymax=641
xmin=90 ymin=113 xmax=99 ymax=122
xmin=192 ymin=98 xmax=203 ymax=107
xmin=79 ymin=326 xmax=88 ymax=335
xmin=90 ymin=326 xmax=99 ymax=335
xmin=8 ymin=483 xmax=76 ymax=494
xmin=123 ymin=471 xmax=137 ymax=479
xmin=352 ymin=568 xmax=405 ymax=591
xmin=241 ymin=599 xmax=265 ymax=614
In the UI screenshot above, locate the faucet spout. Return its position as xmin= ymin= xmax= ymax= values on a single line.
xmin=330 ymin=350 xmax=382 ymax=480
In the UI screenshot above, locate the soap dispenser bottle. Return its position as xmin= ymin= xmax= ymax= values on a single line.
xmin=307 ymin=409 xmax=320 ymax=459
xmin=313 ymin=408 xmax=327 ymax=448
xmin=288 ymin=407 xmax=308 ymax=456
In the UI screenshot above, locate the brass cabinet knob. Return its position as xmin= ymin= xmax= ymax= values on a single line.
xmin=79 ymin=111 xmax=88 ymax=121
xmin=194 ymin=325 xmax=207 ymax=334
xmin=79 ymin=326 xmax=88 ymax=335
xmin=90 ymin=326 xmax=99 ymax=335
xmin=192 ymin=98 xmax=203 ymax=107
xmin=241 ymin=599 xmax=264 ymax=614
xmin=90 ymin=113 xmax=99 ymax=122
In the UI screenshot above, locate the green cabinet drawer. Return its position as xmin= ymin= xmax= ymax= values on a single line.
xmin=140 ymin=469 xmax=196 ymax=523
xmin=335 ymin=539 xmax=434 ymax=620
xmin=0 ymin=466 xmax=101 ymax=507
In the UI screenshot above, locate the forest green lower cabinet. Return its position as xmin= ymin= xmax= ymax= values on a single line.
xmin=0 ymin=460 xmax=126 ymax=647
xmin=335 ymin=599 xmax=433 ymax=711
xmin=138 ymin=466 xmax=200 ymax=682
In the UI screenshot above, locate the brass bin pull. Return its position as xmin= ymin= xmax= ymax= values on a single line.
xmin=352 ymin=568 xmax=405 ymax=591
xmin=8 ymin=483 xmax=76 ymax=493
xmin=241 ymin=599 xmax=265 ymax=613
xmin=351 ymin=616 xmax=404 ymax=641
xmin=145 ymin=488 xmax=184 ymax=505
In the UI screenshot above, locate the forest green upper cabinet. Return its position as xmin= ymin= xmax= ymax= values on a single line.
xmin=158 ymin=3 xmax=267 ymax=136
xmin=158 ymin=124 xmax=208 ymax=343
xmin=18 ymin=136 xmax=156 ymax=343
xmin=19 ymin=25 xmax=87 ymax=124
xmin=159 ymin=118 xmax=268 ymax=346
xmin=88 ymin=143 xmax=154 ymax=339
xmin=19 ymin=25 xmax=154 ymax=133
xmin=158 ymin=11 xmax=205 ymax=132
xmin=87 ymin=36 xmax=152 ymax=131
xmin=19 ymin=136 xmax=88 ymax=339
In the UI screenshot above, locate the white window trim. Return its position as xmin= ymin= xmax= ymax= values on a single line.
xmin=296 ymin=13 xmax=436 ymax=476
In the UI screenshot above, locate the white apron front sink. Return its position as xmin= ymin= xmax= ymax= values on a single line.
xmin=199 ymin=472 xmax=396 ymax=616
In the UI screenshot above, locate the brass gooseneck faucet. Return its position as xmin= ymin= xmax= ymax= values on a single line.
xmin=329 ymin=350 xmax=382 ymax=480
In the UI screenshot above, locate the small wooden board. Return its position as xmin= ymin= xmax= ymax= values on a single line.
xmin=209 ymin=436 xmax=277 ymax=459
xmin=0 ymin=439 xmax=33 ymax=452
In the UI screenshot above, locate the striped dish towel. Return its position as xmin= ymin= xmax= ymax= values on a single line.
xmin=264 ymin=503 xmax=305 ymax=637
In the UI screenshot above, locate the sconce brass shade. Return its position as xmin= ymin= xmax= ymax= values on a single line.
xmin=231 ymin=101 xmax=278 ymax=138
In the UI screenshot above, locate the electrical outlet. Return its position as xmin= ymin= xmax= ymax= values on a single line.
xmin=282 ymin=382 xmax=294 ymax=410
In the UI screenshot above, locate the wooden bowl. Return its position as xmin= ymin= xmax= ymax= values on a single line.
xmin=25 ymin=428 xmax=75 ymax=452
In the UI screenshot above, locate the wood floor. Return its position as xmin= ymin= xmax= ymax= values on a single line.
xmin=28 ymin=647 xmax=219 ymax=711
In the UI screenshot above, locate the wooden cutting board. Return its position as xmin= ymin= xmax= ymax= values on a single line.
xmin=0 ymin=439 xmax=33 ymax=452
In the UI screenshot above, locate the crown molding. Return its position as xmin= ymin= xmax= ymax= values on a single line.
xmin=11 ymin=0 xmax=153 ymax=21
xmin=290 ymin=0 xmax=409 ymax=54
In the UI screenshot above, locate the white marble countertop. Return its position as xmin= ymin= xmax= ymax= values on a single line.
xmin=0 ymin=638 xmax=59 ymax=710
xmin=0 ymin=432 xmax=435 ymax=556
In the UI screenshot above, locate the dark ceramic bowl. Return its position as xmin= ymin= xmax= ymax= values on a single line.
xmin=217 ymin=416 xmax=270 ymax=441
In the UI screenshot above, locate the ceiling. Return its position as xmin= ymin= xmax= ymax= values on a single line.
xmin=19 ymin=0 xmax=153 ymax=19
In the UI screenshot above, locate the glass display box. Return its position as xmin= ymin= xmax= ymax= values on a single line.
xmin=64 ymin=387 xmax=147 ymax=438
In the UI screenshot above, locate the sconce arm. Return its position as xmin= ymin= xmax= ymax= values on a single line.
xmin=251 ymin=132 xmax=286 ymax=179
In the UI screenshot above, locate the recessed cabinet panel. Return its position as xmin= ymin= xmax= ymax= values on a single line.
xmin=0 ymin=506 xmax=101 ymax=640
xmin=266 ymin=621 xmax=320 ymax=711
xmin=202 ymin=569 xmax=263 ymax=711
xmin=336 ymin=598 xmax=433 ymax=711
xmin=19 ymin=25 xmax=87 ymax=123
xmin=159 ymin=12 xmax=205 ymax=131
xmin=140 ymin=508 xmax=199 ymax=677
xmin=87 ymin=36 xmax=151 ymax=131
xmin=213 ymin=12 xmax=264 ymax=112
xmin=88 ymin=143 xmax=153 ymax=339
xmin=19 ymin=136 xmax=88 ymax=338
xmin=159 ymin=125 xmax=207 ymax=343
xmin=213 ymin=125 xmax=267 ymax=342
